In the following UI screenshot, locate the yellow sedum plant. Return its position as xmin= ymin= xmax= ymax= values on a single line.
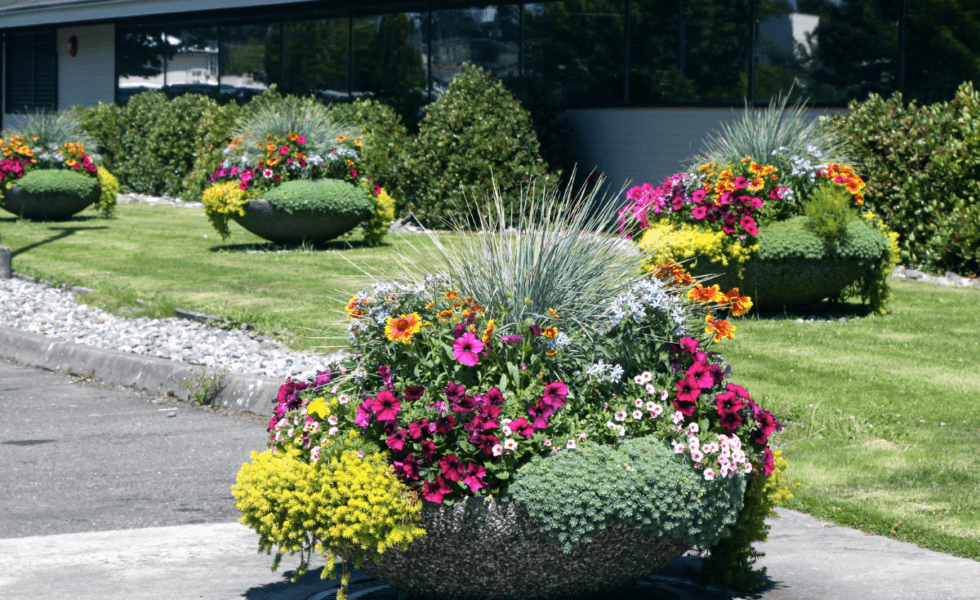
xmin=202 ymin=181 xmax=249 ymax=239
xmin=638 ymin=221 xmax=757 ymax=278
xmin=233 ymin=444 xmax=425 ymax=594
xmin=95 ymin=167 xmax=119 ymax=217
xmin=361 ymin=185 xmax=396 ymax=247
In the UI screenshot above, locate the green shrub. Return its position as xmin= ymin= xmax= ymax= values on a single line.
xmin=825 ymin=81 xmax=980 ymax=275
xmin=510 ymin=436 xmax=745 ymax=553
xmin=181 ymin=101 xmax=244 ymax=202
xmin=329 ymin=98 xmax=410 ymax=198
xmin=501 ymin=74 xmax=577 ymax=184
xmin=15 ymin=169 xmax=99 ymax=199
xmin=756 ymin=216 xmax=888 ymax=263
xmin=263 ymin=178 xmax=372 ymax=219
xmin=803 ymin=181 xmax=858 ymax=244
xmin=75 ymin=102 xmax=123 ymax=174
xmin=398 ymin=62 xmax=551 ymax=226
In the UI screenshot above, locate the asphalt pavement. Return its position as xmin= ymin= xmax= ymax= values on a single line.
xmin=2 ymin=352 xmax=980 ymax=600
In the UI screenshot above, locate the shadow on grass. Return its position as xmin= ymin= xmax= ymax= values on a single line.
xmin=209 ymin=238 xmax=384 ymax=254
xmin=748 ymin=298 xmax=875 ymax=321
xmin=6 ymin=222 xmax=109 ymax=258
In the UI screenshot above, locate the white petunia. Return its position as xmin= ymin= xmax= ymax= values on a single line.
xmin=632 ymin=410 xmax=643 ymax=420
xmin=492 ymin=444 xmax=504 ymax=456
xmin=703 ymin=468 xmax=716 ymax=481
xmin=566 ymin=439 xmax=577 ymax=449
xmin=615 ymin=411 xmax=628 ymax=422
xmin=327 ymin=415 xmax=339 ymax=426
xmin=504 ymin=439 xmax=518 ymax=451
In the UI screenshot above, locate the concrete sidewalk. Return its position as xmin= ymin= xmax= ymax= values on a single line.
xmin=2 ymin=326 xmax=979 ymax=599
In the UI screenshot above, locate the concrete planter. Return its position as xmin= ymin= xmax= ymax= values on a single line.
xmin=688 ymin=254 xmax=871 ymax=309
xmin=342 ymin=496 xmax=691 ymax=600
xmin=231 ymin=198 xmax=363 ymax=244
xmin=1 ymin=172 xmax=101 ymax=220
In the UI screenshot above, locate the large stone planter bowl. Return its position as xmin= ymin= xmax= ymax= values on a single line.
xmin=1 ymin=171 xmax=101 ymax=220
xmin=688 ymin=255 xmax=870 ymax=309
xmin=341 ymin=496 xmax=691 ymax=600
xmin=231 ymin=198 xmax=363 ymax=244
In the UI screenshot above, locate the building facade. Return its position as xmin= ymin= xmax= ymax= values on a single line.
xmin=2 ymin=0 xmax=977 ymax=190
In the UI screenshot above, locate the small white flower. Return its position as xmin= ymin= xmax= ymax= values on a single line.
xmin=660 ymin=390 xmax=669 ymax=402
xmin=686 ymin=423 xmax=699 ymax=434
xmin=702 ymin=442 xmax=720 ymax=454
xmin=649 ymin=404 xmax=664 ymax=418
xmin=502 ymin=424 xmax=513 ymax=436
xmin=703 ymin=468 xmax=716 ymax=481
xmin=633 ymin=374 xmax=645 ymax=385
xmin=720 ymin=464 xmax=731 ymax=478
xmin=606 ymin=421 xmax=616 ymax=429
xmin=743 ymin=462 xmax=753 ymax=474
xmin=645 ymin=383 xmax=657 ymax=395
xmin=645 ymin=401 xmax=657 ymax=412
xmin=311 ymin=446 xmax=321 ymax=463
xmin=687 ymin=436 xmax=700 ymax=450
xmin=632 ymin=410 xmax=643 ymax=420
xmin=566 ymin=439 xmax=577 ymax=449
xmin=263 ymin=168 xmax=274 ymax=178
xmin=328 ymin=427 xmax=339 ymax=436
xmin=330 ymin=385 xmax=340 ymax=394
xmin=671 ymin=411 xmax=685 ymax=425
xmin=732 ymin=449 xmax=746 ymax=464
xmin=616 ymin=425 xmax=626 ymax=437
xmin=327 ymin=415 xmax=339 ymax=426
xmin=634 ymin=398 xmax=644 ymax=408
xmin=577 ymin=432 xmax=588 ymax=440
xmin=356 ymin=450 xmax=365 ymax=458
xmin=504 ymin=439 xmax=518 ymax=451
xmin=543 ymin=439 xmax=552 ymax=447
xmin=641 ymin=371 xmax=653 ymax=383
xmin=492 ymin=444 xmax=504 ymax=456
xmin=337 ymin=394 xmax=350 ymax=405
xmin=672 ymin=441 xmax=687 ymax=454
xmin=690 ymin=449 xmax=704 ymax=462
xmin=615 ymin=411 xmax=628 ymax=422
xmin=308 ymin=421 xmax=321 ymax=433
xmin=286 ymin=428 xmax=295 ymax=438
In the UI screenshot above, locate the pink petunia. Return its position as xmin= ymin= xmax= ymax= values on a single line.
xmin=542 ymin=381 xmax=568 ymax=407
xmin=453 ymin=332 xmax=484 ymax=366
xmin=691 ymin=205 xmax=708 ymax=220
xmin=422 ymin=475 xmax=451 ymax=503
xmin=280 ymin=145 xmax=290 ymax=155
xmin=462 ymin=463 xmax=487 ymax=492
xmin=296 ymin=135 xmax=306 ymax=145
xmin=420 ymin=440 xmax=436 ymax=463
xmin=386 ymin=427 xmax=408 ymax=451
xmin=439 ymin=453 xmax=466 ymax=482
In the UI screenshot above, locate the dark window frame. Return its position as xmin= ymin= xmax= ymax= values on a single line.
xmin=4 ymin=27 xmax=57 ymax=114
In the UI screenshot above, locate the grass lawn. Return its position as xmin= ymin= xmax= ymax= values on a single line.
xmin=2 ymin=203 xmax=978 ymax=560
xmin=0 ymin=203 xmax=446 ymax=352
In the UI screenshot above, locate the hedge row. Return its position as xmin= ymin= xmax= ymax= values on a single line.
xmin=75 ymin=66 xmax=566 ymax=231
xmin=826 ymin=82 xmax=980 ymax=276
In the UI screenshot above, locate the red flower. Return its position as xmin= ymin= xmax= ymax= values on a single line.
xmin=423 ymin=475 xmax=451 ymax=503
xmin=434 ymin=414 xmax=455 ymax=434
xmin=404 ymin=385 xmax=425 ymax=402
xmin=386 ymin=427 xmax=408 ymax=451
xmin=371 ymin=390 xmax=400 ymax=421
xmin=439 ymin=453 xmax=465 ymax=481
xmin=408 ymin=419 xmax=430 ymax=440
xmin=420 ymin=440 xmax=436 ymax=463
xmin=762 ymin=447 xmax=776 ymax=476
xmin=393 ymin=453 xmax=420 ymax=481
xmin=715 ymin=391 xmax=744 ymax=415
xmin=443 ymin=382 xmax=466 ymax=401
xmin=719 ymin=410 xmax=743 ymax=431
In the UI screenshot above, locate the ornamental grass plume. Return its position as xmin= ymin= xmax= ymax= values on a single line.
xmin=233 ymin=95 xmax=361 ymax=160
xmin=8 ymin=109 xmax=98 ymax=151
xmin=426 ymin=172 xmax=672 ymax=335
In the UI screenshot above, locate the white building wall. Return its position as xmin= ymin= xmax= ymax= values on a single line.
xmin=57 ymin=23 xmax=115 ymax=110
xmin=563 ymin=106 xmax=843 ymax=203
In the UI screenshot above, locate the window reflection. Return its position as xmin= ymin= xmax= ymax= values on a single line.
xmin=117 ymin=27 xmax=167 ymax=103
xmin=629 ymin=0 xmax=692 ymax=103
xmin=221 ymin=23 xmax=280 ymax=101
xmin=905 ymin=0 xmax=980 ymax=103
xmin=523 ymin=1 xmax=626 ymax=104
xmin=284 ymin=17 xmax=350 ymax=100
xmin=682 ymin=0 xmax=750 ymax=103
xmin=352 ymin=11 xmax=428 ymax=122
xmin=165 ymin=26 xmax=220 ymax=98
xmin=430 ymin=6 xmax=520 ymax=95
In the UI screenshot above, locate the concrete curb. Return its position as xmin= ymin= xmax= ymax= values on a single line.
xmin=0 ymin=325 xmax=281 ymax=416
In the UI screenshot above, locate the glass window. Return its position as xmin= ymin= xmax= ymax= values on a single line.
xmin=629 ymin=0 xmax=691 ymax=103
xmin=352 ymin=10 xmax=428 ymax=120
xmin=523 ymin=1 xmax=626 ymax=104
xmin=221 ymin=22 xmax=280 ymax=101
xmin=682 ymin=0 xmax=750 ymax=104
xmin=116 ymin=26 xmax=167 ymax=103
xmin=283 ymin=17 xmax=350 ymax=101
xmin=430 ymin=5 xmax=521 ymax=95
xmin=165 ymin=25 xmax=220 ymax=99
xmin=757 ymin=0 xmax=900 ymax=104
xmin=904 ymin=0 xmax=980 ymax=103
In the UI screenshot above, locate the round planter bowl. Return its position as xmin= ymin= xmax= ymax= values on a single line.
xmin=1 ymin=174 xmax=101 ymax=220
xmin=231 ymin=198 xmax=363 ymax=244
xmin=688 ymin=255 xmax=870 ymax=309
xmin=341 ymin=496 xmax=691 ymax=600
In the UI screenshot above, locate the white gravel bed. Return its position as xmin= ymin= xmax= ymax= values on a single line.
xmin=0 ymin=277 xmax=344 ymax=381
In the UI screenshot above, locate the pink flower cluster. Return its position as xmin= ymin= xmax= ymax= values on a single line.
xmin=617 ymin=174 xmax=688 ymax=237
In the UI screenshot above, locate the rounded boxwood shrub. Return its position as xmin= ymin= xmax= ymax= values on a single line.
xmin=13 ymin=168 xmax=100 ymax=198
xmin=1 ymin=169 xmax=101 ymax=220
xmin=262 ymin=178 xmax=372 ymax=218
xmin=755 ymin=215 xmax=889 ymax=263
xmin=510 ymin=436 xmax=745 ymax=553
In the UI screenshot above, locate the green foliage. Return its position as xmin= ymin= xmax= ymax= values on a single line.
xmin=690 ymin=89 xmax=852 ymax=169
xmin=510 ymin=436 xmax=746 ymax=553
xmin=362 ymin=186 xmax=396 ymax=248
xmin=803 ymin=181 xmax=857 ymax=243
xmin=329 ymin=99 xmax=410 ymax=197
xmin=8 ymin=109 xmax=97 ymax=150
xmin=825 ymin=81 xmax=980 ymax=275
xmin=700 ymin=450 xmax=797 ymax=592
xmin=181 ymin=101 xmax=244 ymax=202
xmin=398 ymin=63 xmax=551 ymax=226
xmin=501 ymin=74 xmax=577 ymax=184
xmin=756 ymin=216 xmax=888 ymax=263
xmin=74 ymin=102 xmax=123 ymax=174
xmin=95 ymin=167 xmax=119 ymax=218
xmin=262 ymin=178 xmax=372 ymax=219
xmin=14 ymin=169 xmax=99 ymax=199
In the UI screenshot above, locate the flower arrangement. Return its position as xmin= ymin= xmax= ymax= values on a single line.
xmin=235 ymin=182 xmax=788 ymax=597
xmin=0 ymin=134 xmax=116 ymax=217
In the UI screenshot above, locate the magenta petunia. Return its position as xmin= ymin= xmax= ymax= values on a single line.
xmin=296 ymin=135 xmax=306 ymax=145
xmin=674 ymin=397 xmax=697 ymax=418
xmin=404 ymin=385 xmax=425 ymax=402
xmin=727 ymin=383 xmax=751 ymax=400
xmin=420 ymin=440 xmax=436 ymax=463
xmin=509 ymin=417 xmax=535 ymax=439
xmin=686 ymin=361 xmax=715 ymax=389
xmin=542 ymin=381 xmax=568 ymax=405
xmin=423 ymin=475 xmax=451 ymax=503
xmin=679 ymin=337 xmax=700 ymax=354
xmin=355 ymin=400 xmax=373 ymax=429
xmin=691 ymin=205 xmax=708 ymax=220
xmin=762 ymin=447 xmax=776 ymax=476
xmin=483 ymin=387 xmax=505 ymax=406
xmin=740 ymin=215 xmax=759 ymax=236
xmin=443 ymin=381 xmax=466 ymax=401
xmin=462 ymin=463 xmax=487 ymax=493
xmin=719 ymin=410 xmax=743 ymax=431
xmin=408 ymin=419 xmax=430 ymax=440
xmin=378 ymin=365 xmax=393 ymax=390
xmin=715 ymin=391 xmax=744 ymax=414
xmin=675 ymin=375 xmax=701 ymax=404
xmin=371 ymin=390 xmax=401 ymax=421
xmin=393 ymin=452 xmax=420 ymax=481
xmin=386 ymin=427 xmax=408 ymax=451
xmin=434 ymin=414 xmax=455 ymax=434
xmin=451 ymin=394 xmax=477 ymax=414
xmin=453 ymin=332 xmax=484 ymax=366
xmin=439 ymin=453 xmax=466 ymax=482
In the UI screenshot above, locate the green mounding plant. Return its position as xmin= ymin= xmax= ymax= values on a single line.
xmin=5 ymin=109 xmax=98 ymax=151
xmin=233 ymin=95 xmax=360 ymax=161
xmin=425 ymin=173 xmax=670 ymax=335
xmin=689 ymin=89 xmax=853 ymax=169
xmin=803 ymin=182 xmax=859 ymax=244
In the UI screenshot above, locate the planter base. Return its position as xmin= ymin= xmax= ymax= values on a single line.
xmin=1 ymin=180 xmax=100 ymax=221
xmin=342 ymin=497 xmax=691 ymax=600
xmin=231 ymin=198 xmax=363 ymax=244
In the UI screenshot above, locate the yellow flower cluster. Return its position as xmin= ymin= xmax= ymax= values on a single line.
xmin=202 ymin=181 xmax=249 ymax=239
xmin=637 ymin=221 xmax=757 ymax=275
xmin=233 ymin=446 xmax=425 ymax=585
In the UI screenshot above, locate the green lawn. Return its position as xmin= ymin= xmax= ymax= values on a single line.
xmin=0 ymin=203 xmax=447 ymax=351
xmin=2 ymin=203 xmax=978 ymax=559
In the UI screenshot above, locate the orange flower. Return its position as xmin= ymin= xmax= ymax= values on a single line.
xmin=724 ymin=288 xmax=753 ymax=317
xmin=548 ymin=308 xmax=560 ymax=318
xmin=545 ymin=349 xmax=558 ymax=358
xmin=741 ymin=157 xmax=751 ymax=163
xmin=288 ymin=133 xmax=298 ymax=141
xmin=337 ymin=135 xmax=351 ymax=142
xmin=385 ymin=313 xmax=425 ymax=344
xmin=425 ymin=300 xmax=436 ymax=310
xmin=481 ymin=319 xmax=495 ymax=343
xmin=345 ymin=296 xmax=367 ymax=319
xmin=747 ymin=177 xmax=764 ymax=192
xmin=687 ymin=284 xmax=720 ymax=303
xmin=706 ymin=315 xmax=736 ymax=342
xmin=543 ymin=326 xmax=558 ymax=339
xmin=436 ymin=309 xmax=455 ymax=319
xmin=445 ymin=291 xmax=459 ymax=301
xmin=463 ymin=303 xmax=485 ymax=316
